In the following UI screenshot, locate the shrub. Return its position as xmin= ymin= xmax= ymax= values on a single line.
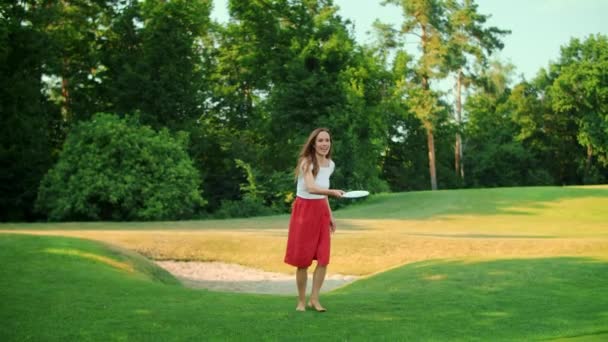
xmin=36 ymin=113 xmax=205 ymax=221
xmin=213 ymin=196 xmax=278 ymax=219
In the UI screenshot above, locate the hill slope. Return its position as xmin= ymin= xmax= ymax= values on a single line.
xmin=1 ymin=234 xmax=607 ymax=341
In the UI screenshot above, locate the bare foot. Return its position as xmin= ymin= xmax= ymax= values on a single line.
xmin=296 ymin=303 xmax=306 ymax=312
xmin=307 ymin=300 xmax=326 ymax=312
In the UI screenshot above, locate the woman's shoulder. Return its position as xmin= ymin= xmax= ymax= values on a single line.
xmin=300 ymin=156 xmax=313 ymax=165
xmin=299 ymin=157 xmax=312 ymax=170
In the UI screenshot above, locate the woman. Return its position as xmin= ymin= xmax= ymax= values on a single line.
xmin=284 ymin=128 xmax=344 ymax=312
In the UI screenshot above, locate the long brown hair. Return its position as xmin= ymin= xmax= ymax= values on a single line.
xmin=294 ymin=128 xmax=332 ymax=180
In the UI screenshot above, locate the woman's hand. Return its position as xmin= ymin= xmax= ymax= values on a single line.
xmin=330 ymin=189 xmax=345 ymax=198
xmin=330 ymin=216 xmax=337 ymax=234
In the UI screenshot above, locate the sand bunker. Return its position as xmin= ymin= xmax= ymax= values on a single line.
xmin=156 ymin=261 xmax=358 ymax=295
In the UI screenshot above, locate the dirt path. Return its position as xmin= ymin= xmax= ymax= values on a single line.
xmin=155 ymin=261 xmax=358 ymax=295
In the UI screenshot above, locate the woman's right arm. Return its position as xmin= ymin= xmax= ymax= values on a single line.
xmin=302 ymin=162 xmax=343 ymax=198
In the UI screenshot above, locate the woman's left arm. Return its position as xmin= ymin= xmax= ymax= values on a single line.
xmin=327 ymin=198 xmax=336 ymax=233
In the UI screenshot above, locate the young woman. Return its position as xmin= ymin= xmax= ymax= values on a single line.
xmin=284 ymin=128 xmax=344 ymax=312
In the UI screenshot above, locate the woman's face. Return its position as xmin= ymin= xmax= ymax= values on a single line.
xmin=313 ymin=131 xmax=331 ymax=157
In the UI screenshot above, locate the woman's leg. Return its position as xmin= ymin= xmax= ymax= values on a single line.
xmin=296 ymin=267 xmax=308 ymax=311
xmin=309 ymin=264 xmax=327 ymax=311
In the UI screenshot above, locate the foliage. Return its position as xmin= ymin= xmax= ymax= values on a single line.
xmin=464 ymin=80 xmax=539 ymax=187
xmin=2 ymin=1 xmax=607 ymax=221
xmin=382 ymin=122 xmax=429 ymax=191
xmin=213 ymin=197 xmax=278 ymax=219
xmin=99 ymin=0 xmax=213 ymax=130
xmin=548 ymin=34 xmax=608 ymax=172
xmin=380 ymin=0 xmax=450 ymax=190
xmin=36 ymin=113 xmax=205 ymax=221
xmin=0 ymin=1 xmax=63 ymax=221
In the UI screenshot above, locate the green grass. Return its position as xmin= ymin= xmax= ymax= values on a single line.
xmin=336 ymin=185 xmax=608 ymax=220
xmin=0 ymin=214 xmax=289 ymax=231
xmin=2 ymin=233 xmax=608 ymax=341
xmin=2 ymin=185 xmax=607 ymax=232
xmin=2 ymin=186 xmax=608 ymax=339
xmin=1 ymin=185 xmax=608 ymax=275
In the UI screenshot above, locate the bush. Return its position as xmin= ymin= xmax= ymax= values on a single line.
xmin=213 ymin=196 xmax=278 ymax=219
xmin=36 ymin=113 xmax=205 ymax=221
xmin=526 ymin=168 xmax=555 ymax=186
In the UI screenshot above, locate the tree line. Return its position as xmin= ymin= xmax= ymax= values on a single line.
xmin=1 ymin=0 xmax=607 ymax=221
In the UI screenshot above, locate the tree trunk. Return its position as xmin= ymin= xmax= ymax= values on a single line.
xmin=61 ymin=57 xmax=70 ymax=120
xmin=455 ymin=133 xmax=462 ymax=175
xmin=585 ymin=144 xmax=593 ymax=180
xmin=427 ymin=125 xmax=438 ymax=190
xmin=454 ymin=69 xmax=464 ymax=179
xmin=420 ymin=25 xmax=437 ymax=190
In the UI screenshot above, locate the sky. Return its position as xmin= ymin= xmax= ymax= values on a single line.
xmin=211 ymin=0 xmax=608 ymax=81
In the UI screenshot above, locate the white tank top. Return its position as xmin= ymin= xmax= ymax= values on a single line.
xmin=296 ymin=160 xmax=335 ymax=199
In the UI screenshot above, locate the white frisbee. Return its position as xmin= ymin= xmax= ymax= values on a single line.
xmin=342 ymin=190 xmax=370 ymax=199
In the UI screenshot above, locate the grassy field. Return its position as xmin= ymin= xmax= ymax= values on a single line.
xmin=2 ymin=186 xmax=607 ymax=275
xmin=1 ymin=185 xmax=608 ymax=340
xmin=1 ymin=234 xmax=607 ymax=341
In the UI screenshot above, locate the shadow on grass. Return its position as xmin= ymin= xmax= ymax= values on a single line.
xmin=336 ymin=185 xmax=608 ymax=220
xmin=329 ymin=257 xmax=608 ymax=340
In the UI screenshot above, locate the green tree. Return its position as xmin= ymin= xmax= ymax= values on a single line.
xmin=444 ymin=0 xmax=509 ymax=180
xmin=0 ymin=1 xmax=63 ymax=221
xmin=265 ymin=1 xmax=353 ymax=169
xmin=465 ymin=82 xmax=540 ymax=187
xmin=464 ymin=61 xmax=558 ymax=187
xmin=40 ymin=0 xmax=117 ymax=122
xmin=382 ymin=0 xmax=450 ymax=190
xmin=98 ymin=0 xmax=213 ymax=130
xmin=140 ymin=0 xmax=212 ymax=129
xmin=264 ymin=0 xmax=391 ymax=195
xmin=206 ymin=0 xmax=391 ymax=212
xmin=36 ymin=113 xmax=205 ymax=221
xmin=329 ymin=46 xmax=392 ymax=194
xmin=195 ymin=0 xmax=293 ymax=211
xmin=548 ymin=34 xmax=608 ymax=183
xmin=382 ymin=112 xmax=430 ymax=191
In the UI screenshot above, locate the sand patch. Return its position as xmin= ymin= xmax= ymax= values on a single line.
xmin=155 ymin=260 xmax=358 ymax=295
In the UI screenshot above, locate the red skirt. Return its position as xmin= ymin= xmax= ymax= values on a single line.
xmin=284 ymin=197 xmax=331 ymax=268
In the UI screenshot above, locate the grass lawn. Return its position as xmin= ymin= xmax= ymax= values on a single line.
xmin=2 ymin=186 xmax=607 ymax=275
xmin=1 ymin=185 xmax=608 ymax=340
xmin=1 ymin=233 xmax=607 ymax=341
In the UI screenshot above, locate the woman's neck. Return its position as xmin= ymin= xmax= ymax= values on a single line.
xmin=315 ymin=154 xmax=328 ymax=165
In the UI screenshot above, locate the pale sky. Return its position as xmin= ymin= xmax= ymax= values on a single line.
xmin=211 ymin=0 xmax=608 ymax=80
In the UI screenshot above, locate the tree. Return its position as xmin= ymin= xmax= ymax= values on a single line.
xmin=0 ymin=1 xmax=63 ymax=221
xmin=444 ymin=0 xmax=509 ymax=180
xmin=330 ymin=46 xmax=393 ymax=194
xmin=507 ymin=78 xmax=569 ymax=185
xmin=98 ymin=0 xmax=213 ymax=130
xmin=265 ymin=0 xmax=354 ymax=168
xmin=41 ymin=0 xmax=117 ymax=123
xmin=382 ymin=111 xmax=431 ymax=191
xmin=382 ymin=0 xmax=450 ymax=190
xmin=36 ymin=113 xmax=205 ymax=221
xmin=464 ymin=61 xmax=564 ymax=187
xmin=464 ymin=78 xmax=536 ymax=187
xmin=189 ymin=0 xmax=395 ymax=214
xmin=195 ymin=0 xmax=295 ymax=211
xmin=548 ymin=34 xmax=608 ymax=183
